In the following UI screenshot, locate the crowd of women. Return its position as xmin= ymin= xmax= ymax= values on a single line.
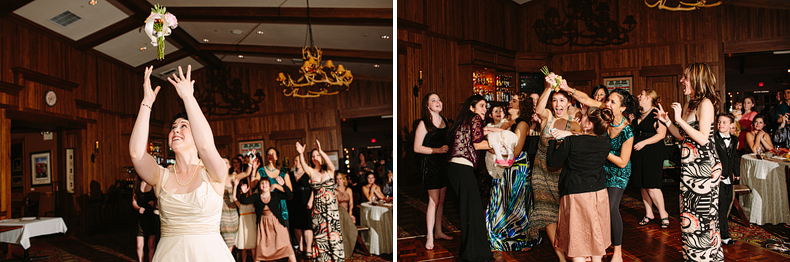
xmin=415 ymin=63 xmax=735 ymax=262
xmin=130 ymin=65 xmax=392 ymax=262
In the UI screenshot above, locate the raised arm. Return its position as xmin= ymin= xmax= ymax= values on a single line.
xmin=168 ymin=65 xmax=227 ymax=183
xmin=536 ymin=80 xmax=554 ymax=119
xmin=558 ymin=80 xmax=604 ymax=109
xmin=296 ymin=142 xmax=317 ymax=180
xmin=129 ymin=66 xmax=163 ymax=186
xmin=315 ymin=140 xmax=335 ymax=173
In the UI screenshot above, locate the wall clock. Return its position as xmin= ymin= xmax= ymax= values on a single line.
xmin=45 ymin=90 xmax=57 ymax=107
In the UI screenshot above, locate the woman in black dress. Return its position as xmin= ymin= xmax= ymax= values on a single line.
xmin=132 ymin=177 xmax=159 ymax=262
xmin=631 ymin=89 xmax=670 ymax=228
xmin=287 ymin=155 xmax=314 ymax=257
xmin=413 ymin=92 xmax=453 ymax=250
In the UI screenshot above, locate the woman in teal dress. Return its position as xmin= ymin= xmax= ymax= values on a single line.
xmin=257 ymin=147 xmax=292 ymax=228
xmin=486 ymin=93 xmax=541 ymax=251
xmin=562 ymin=85 xmax=639 ymax=262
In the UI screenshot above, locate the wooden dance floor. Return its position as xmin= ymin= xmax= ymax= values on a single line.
xmin=397 ymin=178 xmax=790 ymax=261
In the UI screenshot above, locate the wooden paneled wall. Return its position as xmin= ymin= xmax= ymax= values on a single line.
xmin=189 ymin=64 xmax=392 ymax=160
xmin=397 ymin=0 xmax=519 ymax=135
xmin=518 ymin=0 xmax=790 ymax=112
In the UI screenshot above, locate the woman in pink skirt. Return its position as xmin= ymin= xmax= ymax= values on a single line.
xmin=546 ymin=108 xmax=616 ymax=262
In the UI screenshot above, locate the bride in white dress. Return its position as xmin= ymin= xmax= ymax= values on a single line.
xmin=129 ymin=65 xmax=234 ymax=262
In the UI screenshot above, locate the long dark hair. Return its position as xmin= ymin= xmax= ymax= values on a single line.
xmin=514 ymin=92 xmax=534 ymax=120
xmin=610 ymin=89 xmax=641 ymax=120
xmin=448 ymin=94 xmax=486 ymax=141
xmin=421 ymin=92 xmax=442 ymax=132
xmin=310 ymin=149 xmax=328 ymax=173
xmin=265 ymin=147 xmax=280 ymax=167
xmin=591 ymin=85 xmax=609 ymax=101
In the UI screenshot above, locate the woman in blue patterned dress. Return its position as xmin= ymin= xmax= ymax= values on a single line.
xmin=485 ymin=93 xmax=540 ymax=251
xmin=657 ymin=63 xmax=723 ymax=262
xmin=561 ymin=84 xmax=639 ymax=262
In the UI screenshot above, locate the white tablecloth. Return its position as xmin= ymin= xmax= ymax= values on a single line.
xmin=740 ymin=154 xmax=790 ymax=225
xmin=360 ymin=202 xmax=393 ymax=255
xmin=0 ymin=217 xmax=68 ymax=249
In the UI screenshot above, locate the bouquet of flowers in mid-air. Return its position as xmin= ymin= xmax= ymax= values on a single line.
xmin=540 ymin=66 xmax=563 ymax=92
xmin=144 ymin=4 xmax=178 ymax=60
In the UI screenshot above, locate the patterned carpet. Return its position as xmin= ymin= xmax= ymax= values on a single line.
xmin=620 ymin=191 xmax=790 ymax=256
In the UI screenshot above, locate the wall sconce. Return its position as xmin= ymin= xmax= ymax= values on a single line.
xmin=91 ymin=140 xmax=99 ymax=163
xmin=413 ymin=70 xmax=423 ymax=97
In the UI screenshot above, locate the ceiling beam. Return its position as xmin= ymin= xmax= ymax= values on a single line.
xmin=134 ymin=49 xmax=191 ymax=73
xmin=116 ymin=0 xmax=223 ymax=68
xmin=169 ymin=7 xmax=392 ymax=26
xmin=76 ymin=16 xmax=141 ymax=50
xmin=0 ymin=0 xmax=33 ymax=16
xmin=200 ymin=44 xmax=392 ymax=64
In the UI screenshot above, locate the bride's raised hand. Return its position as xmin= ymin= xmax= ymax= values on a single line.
xmin=143 ymin=66 xmax=161 ymax=105
xmin=167 ymin=65 xmax=195 ymax=99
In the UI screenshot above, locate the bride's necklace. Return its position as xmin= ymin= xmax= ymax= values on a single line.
xmin=174 ymin=160 xmax=201 ymax=186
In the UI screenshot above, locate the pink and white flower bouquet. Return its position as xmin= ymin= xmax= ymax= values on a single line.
xmin=144 ymin=4 xmax=178 ymax=60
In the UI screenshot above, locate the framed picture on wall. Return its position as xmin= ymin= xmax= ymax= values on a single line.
xmin=30 ymin=151 xmax=51 ymax=185
xmin=604 ymin=76 xmax=633 ymax=93
xmin=239 ymin=140 xmax=264 ymax=156
xmin=11 ymin=175 xmax=22 ymax=188
xmin=12 ymin=158 xmax=22 ymax=172
xmin=326 ymin=151 xmax=339 ymax=169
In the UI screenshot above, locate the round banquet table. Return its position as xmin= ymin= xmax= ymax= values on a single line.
xmin=739 ymin=154 xmax=790 ymax=225
xmin=360 ymin=202 xmax=393 ymax=255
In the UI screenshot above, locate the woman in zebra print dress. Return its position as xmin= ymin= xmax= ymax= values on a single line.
xmin=657 ymin=63 xmax=723 ymax=262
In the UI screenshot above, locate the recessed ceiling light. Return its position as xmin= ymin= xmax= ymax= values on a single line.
xmin=231 ymin=29 xmax=243 ymax=35
xmin=89 ymin=0 xmax=97 ymax=5
xmin=373 ymin=64 xmax=380 ymax=68
xmin=203 ymin=38 xmax=209 ymax=42
xmin=256 ymin=31 xmax=264 ymax=35
xmin=276 ymin=59 xmax=282 ymax=62
xmin=140 ymin=47 xmax=146 ymax=51
xmin=238 ymin=55 xmax=244 ymax=59
xmin=380 ymin=35 xmax=390 ymax=39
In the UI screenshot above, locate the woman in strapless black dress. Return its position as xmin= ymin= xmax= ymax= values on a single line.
xmin=413 ymin=92 xmax=454 ymax=250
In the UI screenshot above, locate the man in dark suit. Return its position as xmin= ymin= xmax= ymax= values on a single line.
xmin=715 ymin=113 xmax=740 ymax=245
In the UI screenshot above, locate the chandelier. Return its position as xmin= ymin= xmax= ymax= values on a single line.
xmin=196 ymin=67 xmax=265 ymax=116
xmin=533 ymin=0 xmax=636 ymax=47
xmin=645 ymin=0 xmax=722 ymax=11
xmin=277 ymin=0 xmax=353 ymax=98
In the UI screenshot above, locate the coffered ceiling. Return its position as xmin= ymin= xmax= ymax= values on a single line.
xmin=6 ymin=0 xmax=393 ymax=78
